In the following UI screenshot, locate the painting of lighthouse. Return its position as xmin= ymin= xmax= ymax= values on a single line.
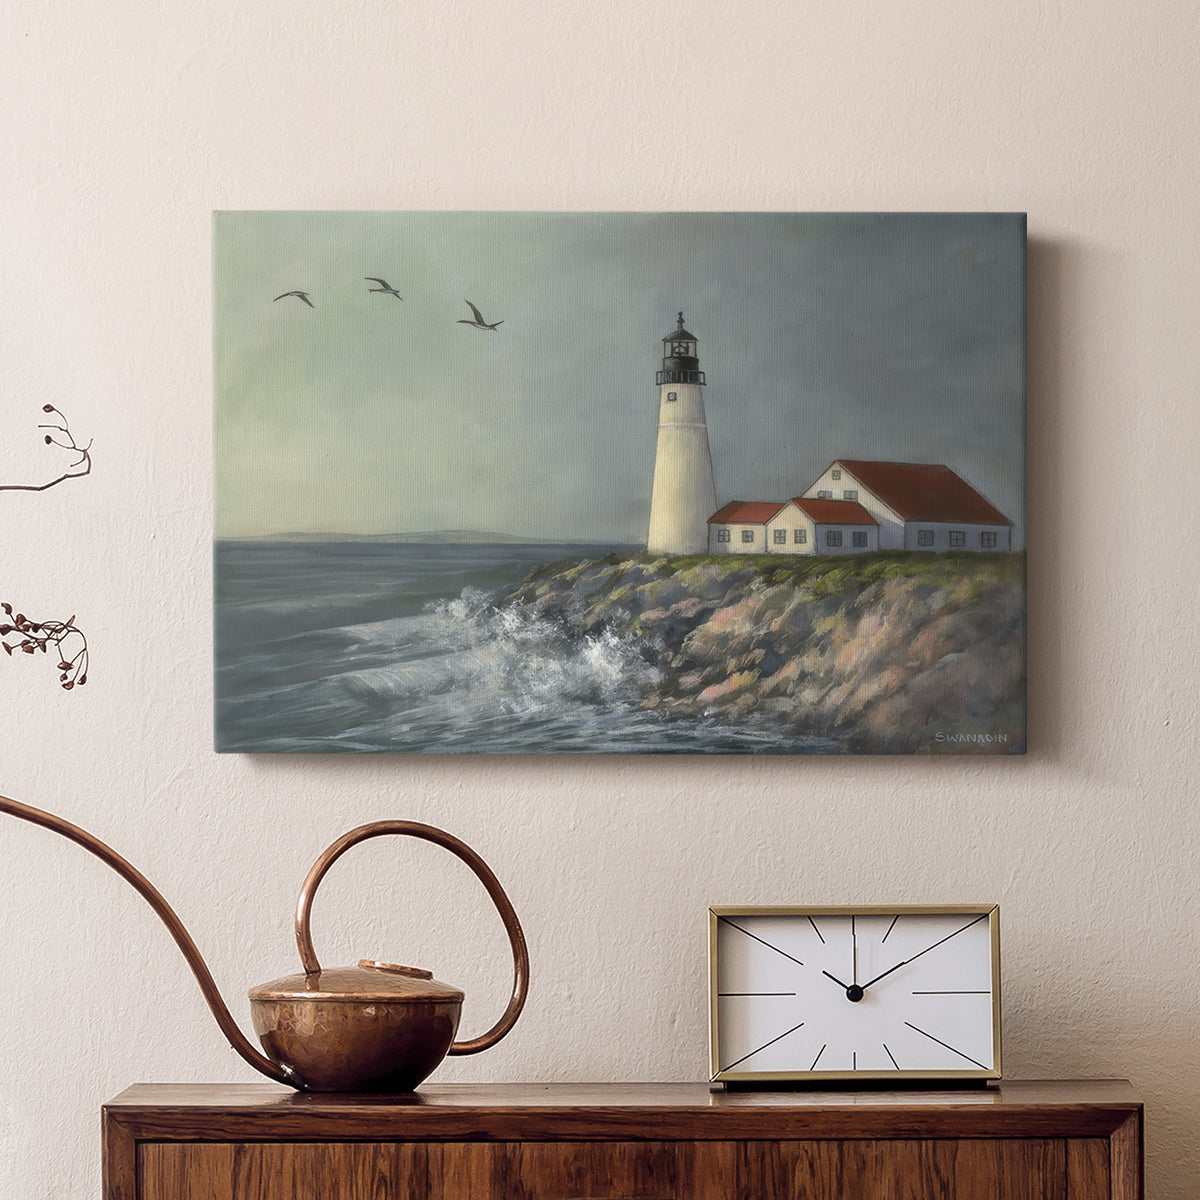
xmin=214 ymin=211 xmax=1025 ymax=754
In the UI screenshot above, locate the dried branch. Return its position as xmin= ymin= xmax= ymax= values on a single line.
xmin=2 ymin=405 xmax=93 ymax=688
xmin=0 ymin=603 xmax=88 ymax=689
xmin=0 ymin=404 xmax=92 ymax=492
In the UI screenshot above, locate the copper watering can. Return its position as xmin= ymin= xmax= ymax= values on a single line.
xmin=0 ymin=795 xmax=528 ymax=1092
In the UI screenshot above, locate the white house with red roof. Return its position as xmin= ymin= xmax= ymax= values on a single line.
xmin=705 ymin=461 xmax=1011 ymax=556
xmin=802 ymin=460 xmax=1013 ymax=552
xmin=708 ymin=497 xmax=880 ymax=555
xmin=707 ymin=501 xmax=784 ymax=553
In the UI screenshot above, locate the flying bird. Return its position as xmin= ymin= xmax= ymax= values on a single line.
xmin=457 ymin=300 xmax=503 ymax=331
xmin=365 ymin=277 xmax=404 ymax=300
xmin=274 ymin=291 xmax=314 ymax=308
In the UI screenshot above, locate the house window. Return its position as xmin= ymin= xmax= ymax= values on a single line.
xmin=741 ymin=529 xmax=755 ymax=543
xmin=666 ymin=392 xmax=677 ymax=402
xmin=773 ymin=529 xmax=787 ymax=544
xmin=817 ymin=489 xmax=833 ymax=499
xmin=826 ymin=530 xmax=843 ymax=547
xmin=794 ymin=528 xmax=807 ymax=544
xmin=949 ymin=530 xmax=966 ymax=547
xmin=980 ymin=531 xmax=997 ymax=548
xmin=843 ymin=490 xmax=858 ymax=501
xmin=717 ymin=527 xmax=731 ymax=543
xmin=831 ymin=469 xmax=841 ymax=480
xmin=917 ymin=529 xmax=934 ymax=547
xmin=852 ymin=531 xmax=868 ymax=548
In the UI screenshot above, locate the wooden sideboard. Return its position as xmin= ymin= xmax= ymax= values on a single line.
xmin=102 ymin=1079 xmax=1142 ymax=1200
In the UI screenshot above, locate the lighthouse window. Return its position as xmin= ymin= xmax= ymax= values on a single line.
xmin=666 ymin=391 xmax=677 ymax=402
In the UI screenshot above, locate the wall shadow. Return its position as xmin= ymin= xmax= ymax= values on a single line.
xmin=1024 ymin=236 xmax=1071 ymax=763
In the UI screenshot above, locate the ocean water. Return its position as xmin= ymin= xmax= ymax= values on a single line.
xmin=214 ymin=540 xmax=839 ymax=754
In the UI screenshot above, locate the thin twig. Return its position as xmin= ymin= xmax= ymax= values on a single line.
xmin=0 ymin=404 xmax=92 ymax=492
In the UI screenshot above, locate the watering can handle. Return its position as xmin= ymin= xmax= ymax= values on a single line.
xmin=294 ymin=820 xmax=530 ymax=1056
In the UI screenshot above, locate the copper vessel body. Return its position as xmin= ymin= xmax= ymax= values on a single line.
xmin=250 ymin=992 xmax=463 ymax=1092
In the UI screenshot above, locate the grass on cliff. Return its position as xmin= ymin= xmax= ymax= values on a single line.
xmin=636 ymin=550 xmax=1025 ymax=593
xmin=512 ymin=550 xmax=1025 ymax=605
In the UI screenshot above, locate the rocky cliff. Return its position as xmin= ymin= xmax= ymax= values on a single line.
xmin=500 ymin=551 xmax=1025 ymax=754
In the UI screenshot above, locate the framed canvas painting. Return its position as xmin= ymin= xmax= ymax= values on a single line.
xmin=214 ymin=212 xmax=1025 ymax=755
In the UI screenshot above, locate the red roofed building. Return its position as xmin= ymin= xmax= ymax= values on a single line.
xmin=707 ymin=501 xmax=786 ymax=553
xmin=791 ymin=497 xmax=879 ymax=527
xmin=704 ymin=462 xmax=1012 ymax=556
xmin=708 ymin=498 xmax=879 ymax=555
xmin=803 ymin=460 xmax=1013 ymax=552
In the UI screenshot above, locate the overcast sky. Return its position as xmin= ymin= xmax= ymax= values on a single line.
xmin=214 ymin=211 xmax=1025 ymax=544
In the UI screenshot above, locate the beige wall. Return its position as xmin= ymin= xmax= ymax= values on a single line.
xmin=0 ymin=3 xmax=1196 ymax=1197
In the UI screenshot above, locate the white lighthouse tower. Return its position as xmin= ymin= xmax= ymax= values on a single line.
xmin=647 ymin=312 xmax=718 ymax=554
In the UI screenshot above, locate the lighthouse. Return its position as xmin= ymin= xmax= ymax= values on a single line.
xmin=647 ymin=312 xmax=718 ymax=554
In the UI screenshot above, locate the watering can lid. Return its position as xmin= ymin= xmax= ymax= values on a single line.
xmin=248 ymin=960 xmax=465 ymax=1004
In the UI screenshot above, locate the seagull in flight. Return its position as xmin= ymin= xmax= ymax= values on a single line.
xmin=365 ymin=277 xmax=404 ymax=300
xmin=457 ymin=300 xmax=503 ymax=331
xmin=274 ymin=291 xmax=314 ymax=308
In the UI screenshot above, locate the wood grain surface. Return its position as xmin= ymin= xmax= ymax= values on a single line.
xmin=742 ymin=1138 xmax=1066 ymax=1200
xmin=141 ymin=1141 xmax=735 ymax=1200
xmin=103 ymin=1079 xmax=1143 ymax=1140
xmin=105 ymin=1080 xmax=1144 ymax=1200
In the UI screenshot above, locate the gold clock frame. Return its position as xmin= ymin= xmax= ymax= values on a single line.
xmin=708 ymin=904 xmax=1002 ymax=1085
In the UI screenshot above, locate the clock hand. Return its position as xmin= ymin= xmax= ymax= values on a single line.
xmin=860 ymin=913 xmax=990 ymax=992
xmin=822 ymin=916 xmax=865 ymax=1001
xmin=860 ymin=959 xmax=909 ymax=990
xmin=822 ymin=969 xmax=864 ymax=1003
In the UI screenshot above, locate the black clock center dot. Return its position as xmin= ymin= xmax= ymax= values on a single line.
xmin=846 ymin=984 xmax=864 ymax=1002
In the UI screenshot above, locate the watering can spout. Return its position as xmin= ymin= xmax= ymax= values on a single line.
xmin=0 ymin=794 xmax=300 ymax=1087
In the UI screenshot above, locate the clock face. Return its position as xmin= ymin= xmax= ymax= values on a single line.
xmin=709 ymin=906 xmax=1000 ymax=1083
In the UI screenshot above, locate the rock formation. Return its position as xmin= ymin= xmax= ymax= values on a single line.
xmin=500 ymin=552 xmax=1025 ymax=754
